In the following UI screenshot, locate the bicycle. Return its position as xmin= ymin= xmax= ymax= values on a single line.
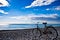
xmin=32 ymin=22 xmax=58 ymax=40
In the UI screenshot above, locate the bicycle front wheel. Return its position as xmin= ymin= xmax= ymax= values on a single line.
xmin=45 ymin=26 xmax=58 ymax=40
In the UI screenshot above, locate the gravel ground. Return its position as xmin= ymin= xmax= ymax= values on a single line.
xmin=0 ymin=27 xmax=60 ymax=40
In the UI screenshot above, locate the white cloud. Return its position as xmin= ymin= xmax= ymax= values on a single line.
xmin=10 ymin=16 xmax=31 ymax=20
xmin=46 ymin=6 xmax=60 ymax=10
xmin=46 ymin=8 xmax=50 ymax=10
xmin=55 ymin=6 xmax=60 ymax=10
xmin=10 ymin=14 xmax=59 ymax=21
xmin=0 ymin=0 xmax=9 ymax=7
xmin=39 ymin=14 xmax=58 ymax=18
xmin=0 ymin=0 xmax=9 ymax=15
xmin=25 ymin=0 xmax=56 ymax=8
xmin=10 ymin=13 xmax=59 ymax=23
xmin=0 ymin=9 xmax=8 ymax=14
xmin=0 ymin=13 xmax=59 ymax=26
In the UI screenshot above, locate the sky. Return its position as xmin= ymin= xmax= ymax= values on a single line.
xmin=0 ymin=0 xmax=60 ymax=26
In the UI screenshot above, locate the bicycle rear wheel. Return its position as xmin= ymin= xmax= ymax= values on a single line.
xmin=32 ymin=28 xmax=41 ymax=40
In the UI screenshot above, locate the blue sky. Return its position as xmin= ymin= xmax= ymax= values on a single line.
xmin=0 ymin=0 xmax=60 ymax=26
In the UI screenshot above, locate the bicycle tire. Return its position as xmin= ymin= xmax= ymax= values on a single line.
xmin=32 ymin=28 xmax=42 ymax=40
xmin=45 ymin=26 xmax=58 ymax=39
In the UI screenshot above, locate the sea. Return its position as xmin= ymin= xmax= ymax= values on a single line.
xmin=9 ymin=24 xmax=60 ymax=29
xmin=0 ymin=24 xmax=60 ymax=30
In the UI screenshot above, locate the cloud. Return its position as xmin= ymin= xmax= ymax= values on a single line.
xmin=40 ymin=14 xmax=58 ymax=18
xmin=31 ymin=14 xmax=60 ymax=22
xmin=0 ymin=13 xmax=60 ymax=26
xmin=46 ymin=8 xmax=50 ymax=10
xmin=55 ymin=6 xmax=60 ymax=10
xmin=25 ymin=0 xmax=56 ymax=8
xmin=10 ymin=14 xmax=60 ymax=24
xmin=0 ymin=0 xmax=9 ymax=15
xmin=0 ymin=10 xmax=8 ymax=14
xmin=46 ymin=6 xmax=60 ymax=10
xmin=0 ymin=0 xmax=9 ymax=7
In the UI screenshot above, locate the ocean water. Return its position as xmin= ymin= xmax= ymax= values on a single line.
xmin=9 ymin=24 xmax=60 ymax=29
xmin=0 ymin=24 xmax=60 ymax=30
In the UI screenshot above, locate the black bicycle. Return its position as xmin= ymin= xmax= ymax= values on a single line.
xmin=32 ymin=22 xmax=58 ymax=40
